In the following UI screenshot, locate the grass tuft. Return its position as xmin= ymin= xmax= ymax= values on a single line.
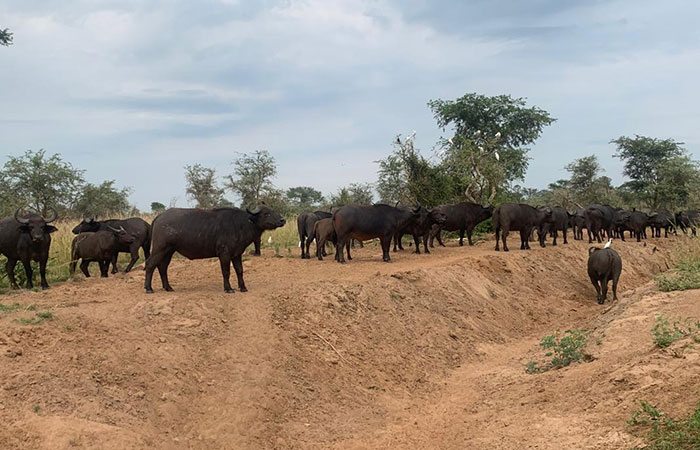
xmin=629 ymin=400 xmax=700 ymax=449
xmin=656 ymin=237 xmax=700 ymax=292
xmin=525 ymin=329 xmax=590 ymax=373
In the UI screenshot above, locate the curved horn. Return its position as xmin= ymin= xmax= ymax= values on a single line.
xmin=107 ymin=225 xmax=121 ymax=233
xmin=14 ymin=208 xmax=29 ymax=224
xmin=43 ymin=207 xmax=57 ymax=223
xmin=246 ymin=205 xmax=262 ymax=215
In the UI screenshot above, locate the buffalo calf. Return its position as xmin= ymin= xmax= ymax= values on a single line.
xmin=70 ymin=227 xmax=136 ymax=278
xmin=313 ymin=218 xmax=336 ymax=260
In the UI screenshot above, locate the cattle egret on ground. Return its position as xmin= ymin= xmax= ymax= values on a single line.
xmin=604 ymin=238 xmax=612 ymax=248
xmin=268 ymin=236 xmax=273 ymax=244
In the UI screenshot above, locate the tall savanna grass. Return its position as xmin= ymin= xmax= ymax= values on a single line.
xmin=656 ymin=235 xmax=700 ymax=292
xmin=0 ymin=213 xmax=304 ymax=291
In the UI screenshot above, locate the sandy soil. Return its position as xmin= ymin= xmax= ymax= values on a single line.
xmin=0 ymin=235 xmax=697 ymax=450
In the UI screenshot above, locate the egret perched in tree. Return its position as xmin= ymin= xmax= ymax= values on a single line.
xmin=494 ymin=151 xmax=500 ymax=161
xmin=495 ymin=131 xmax=501 ymax=138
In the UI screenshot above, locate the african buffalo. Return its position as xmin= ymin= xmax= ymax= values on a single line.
xmin=587 ymin=246 xmax=622 ymax=304
xmin=538 ymin=206 xmax=569 ymax=245
xmin=333 ymin=204 xmax=420 ymax=263
xmin=585 ymin=204 xmax=617 ymax=243
xmin=648 ymin=208 xmax=674 ymax=238
xmin=675 ymin=210 xmax=699 ymax=236
xmin=298 ymin=210 xmax=332 ymax=259
xmin=313 ymin=218 xmax=336 ymax=260
xmin=72 ymin=217 xmax=151 ymax=273
xmin=144 ymin=205 xmax=285 ymax=293
xmin=619 ymin=210 xmax=649 ymax=242
xmin=493 ymin=204 xmax=552 ymax=251
xmin=393 ymin=206 xmax=447 ymax=254
xmin=429 ymin=203 xmax=494 ymax=247
xmin=70 ymin=227 xmax=137 ymax=278
xmin=0 ymin=208 xmax=57 ymax=289
xmin=569 ymin=208 xmax=586 ymax=240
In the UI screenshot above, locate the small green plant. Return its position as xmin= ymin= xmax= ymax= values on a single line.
xmin=33 ymin=405 xmax=40 ymax=414
xmin=0 ymin=303 xmax=22 ymax=313
xmin=526 ymin=329 xmax=590 ymax=373
xmin=17 ymin=311 xmax=55 ymax=325
xmin=651 ymin=315 xmax=700 ymax=348
xmin=629 ymin=400 xmax=700 ymax=449
xmin=656 ymin=238 xmax=700 ymax=292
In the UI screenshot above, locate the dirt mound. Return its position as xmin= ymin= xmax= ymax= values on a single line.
xmin=0 ymin=237 xmax=690 ymax=449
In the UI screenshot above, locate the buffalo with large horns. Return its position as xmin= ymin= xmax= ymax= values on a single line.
xmin=0 ymin=208 xmax=58 ymax=289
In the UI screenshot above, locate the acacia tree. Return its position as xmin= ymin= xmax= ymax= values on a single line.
xmin=0 ymin=149 xmax=85 ymax=216
xmin=184 ymin=164 xmax=226 ymax=208
xmin=150 ymin=202 xmax=166 ymax=214
xmin=73 ymin=181 xmax=131 ymax=218
xmin=226 ymin=150 xmax=277 ymax=208
xmin=429 ymin=93 xmax=555 ymax=203
xmin=329 ymin=183 xmax=374 ymax=207
xmin=0 ymin=28 xmax=12 ymax=46
xmin=286 ymin=186 xmax=323 ymax=212
xmin=611 ymin=135 xmax=689 ymax=209
xmin=376 ymin=152 xmax=410 ymax=205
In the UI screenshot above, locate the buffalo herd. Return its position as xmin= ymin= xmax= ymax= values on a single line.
xmin=0 ymin=203 xmax=697 ymax=303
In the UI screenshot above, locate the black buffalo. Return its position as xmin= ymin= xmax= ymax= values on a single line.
xmin=648 ymin=208 xmax=674 ymax=238
xmin=538 ymin=206 xmax=569 ymax=245
xmin=297 ymin=210 xmax=332 ymax=259
xmin=70 ymin=228 xmax=137 ymax=278
xmin=618 ymin=210 xmax=649 ymax=242
xmin=584 ymin=204 xmax=617 ymax=243
xmin=332 ymin=204 xmax=420 ymax=263
xmin=313 ymin=218 xmax=336 ymax=260
xmin=429 ymin=203 xmax=494 ymax=247
xmin=493 ymin=204 xmax=552 ymax=251
xmin=0 ymin=208 xmax=57 ymax=289
xmin=587 ymin=247 xmax=622 ymax=304
xmin=393 ymin=206 xmax=447 ymax=254
xmin=675 ymin=210 xmax=699 ymax=236
xmin=144 ymin=205 xmax=285 ymax=293
xmin=72 ymin=217 xmax=151 ymax=272
xmin=569 ymin=208 xmax=586 ymax=240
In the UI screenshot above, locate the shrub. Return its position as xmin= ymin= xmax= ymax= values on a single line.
xmin=657 ymin=237 xmax=700 ymax=292
xmin=525 ymin=329 xmax=590 ymax=373
xmin=651 ymin=315 xmax=700 ymax=348
xmin=629 ymin=400 xmax=700 ymax=450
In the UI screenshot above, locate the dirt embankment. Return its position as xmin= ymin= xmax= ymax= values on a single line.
xmin=0 ymin=236 xmax=696 ymax=450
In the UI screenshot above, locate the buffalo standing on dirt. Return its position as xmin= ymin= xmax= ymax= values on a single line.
xmin=538 ymin=206 xmax=569 ymax=245
xmin=585 ymin=204 xmax=617 ymax=243
xmin=393 ymin=206 xmax=447 ymax=254
xmin=569 ymin=208 xmax=586 ymax=240
xmin=648 ymin=208 xmax=674 ymax=238
xmin=70 ymin=227 xmax=137 ymax=278
xmin=332 ymin=204 xmax=420 ymax=263
xmin=493 ymin=204 xmax=553 ymax=252
xmin=587 ymin=247 xmax=622 ymax=304
xmin=313 ymin=218 xmax=336 ymax=260
xmin=297 ymin=210 xmax=332 ymax=259
xmin=675 ymin=210 xmax=699 ymax=236
xmin=72 ymin=217 xmax=151 ymax=272
xmin=618 ymin=210 xmax=649 ymax=242
xmin=429 ymin=203 xmax=494 ymax=247
xmin=144 ymin=205 xmax=285 ymax=293
xmin=0 ymin=208 xmax=58 ymax=289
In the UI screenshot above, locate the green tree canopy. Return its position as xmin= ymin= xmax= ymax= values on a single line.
xmin=73 ymin=181 xmax=131 ymax=218
xmin=150 ymin=202 xmax=167 ymax=214
xmin=226 ymin=150 xmax=277 ymax=208
xmin=429 ymin=93 xmax=555 ymax=191
xmin=0 ymin=28 xmax=12 ymax=46
xmin=184 ymin=164 xmax=226 ymax=209
xmin=611 ymin=135 xmax=688 ymax=208
xmin=286 ymin=186 xmax=323 ymax=212
xmin=0 ymin=149 xmax=85 ymax=216
xmin=329 ymin=183 xmax=374 ymax=207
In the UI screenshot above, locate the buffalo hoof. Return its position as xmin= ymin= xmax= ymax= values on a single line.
xmin=224 ymin=288 xmax=234 ymax=293
xmin=145 ymin=288 xmax=154 ymax=294
xmin=164 ymin=286 xmax=174 ymax=292
xmin=598 ymin=299 xmax=605 ymax=305
xmin=503 ymin=248 xmax=509 ymax=252
xmin=239 ymin=287 xmax=248 ymax=293
xmin=41 ymin=285 xmax=49 ymax=290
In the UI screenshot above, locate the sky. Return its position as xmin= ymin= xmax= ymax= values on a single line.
xmin=1 ymin=0 xmax=699 ymax=210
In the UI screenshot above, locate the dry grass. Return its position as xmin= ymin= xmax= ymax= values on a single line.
xmin=656 ymin=236 xmax=700 ymax=292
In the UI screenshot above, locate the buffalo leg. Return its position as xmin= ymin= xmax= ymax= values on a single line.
xmin=305 ymin=234 xmax=316 ymax=260
xmin=144 ymin=251 xmax=164 ymax=293
xmin=98 ymin=260 xmax=109 ymax=278
xmin=21 ymin=259 xmax=33 ymax=289
xmin=413 ymin=233 xmax=421 ymax=254
xmin=316 ymin=236 xmax=325 ymax=260
xmin=520 ymin=230 xmax=530 ymax=250
xmin=219 ymin=254 xmax=233 ymax=293
xmin=299 ymin=234 xmax=306 ymax=259
xmin=562 ymin=226 xmax=568 ymax=244
xmin=599 ymin=275 xmax=609 ymax=304
xmin=157 ymin=250 xmax=175 ymax=292
xmin=466 ymin=228 xmax=474 ymax=246
xmin=458 ymin=229 xmax=465 ymax=246
xmin=502 ymin=229 xmax=509 ymax=252
xmin=434 ymin=228 xmax=446 ymax=247
xmin=39 ymin=259 xmax=49 ymax=289
xmin=253 ymin=237 xmax=261 ymax=256
xmin=110 ymin=253 xmax=120 ymax=274
xmin=80 ymin=260 xmax=91 ymax=277
xmin=612 ymin=273 xmax=619 ymax=301
xmin=5 ymin=258 xmax=19 ymax=289
xmin=233 ymin=254 xmax=247 ymax=292
xmin=335 ymin=237 xmax=348 ymax=263
xmin=380 ymin=236 xmax=392 ymax=262
xmin=422 ymin=233 xmax=430 ymax=254
xmin=393 ymin=234 xmax=399 ymax=252
xmin=590 ymin=276 xmax=601 ymax=302
xmin=494 ymin=226 xmax=501 ymax=251
xmin=124 ymin=245 xmax=140 ymax=272
xmin=346 ymin=242 xmax=352 ymax=260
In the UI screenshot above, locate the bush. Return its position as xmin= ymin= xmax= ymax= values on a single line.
xmin=525 ymin=329 xmax=590 ymax=373
xmin=651 ymin=315 xmax=700 ymax=348
xmin=657 ymin=238 xmax=700 ymax=292
xmin=629 ymin=400 xmax=700 ymax=450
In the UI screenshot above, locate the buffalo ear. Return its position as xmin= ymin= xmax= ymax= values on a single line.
xmin=45 ymin=225 xmax=58 ymax=234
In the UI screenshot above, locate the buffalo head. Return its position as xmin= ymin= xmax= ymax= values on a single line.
xmin=429 ymin=207 xmax=447 ymax=225
xmin=246 ymin=205 xmax=286 ymax=230
xmin=107 ymin=225 xmax=137 ymax=244
xmin=15 ymin=208 xmax=58 ymax=243
xmin=72 ymin=217 xmax=99 ymax=235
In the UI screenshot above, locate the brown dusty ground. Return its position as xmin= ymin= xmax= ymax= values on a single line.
xmin=0 ymin=235 xmax=698 ymax=450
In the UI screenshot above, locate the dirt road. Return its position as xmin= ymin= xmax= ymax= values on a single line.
xmin=0 ymin=236 xmax=697 ymax=449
